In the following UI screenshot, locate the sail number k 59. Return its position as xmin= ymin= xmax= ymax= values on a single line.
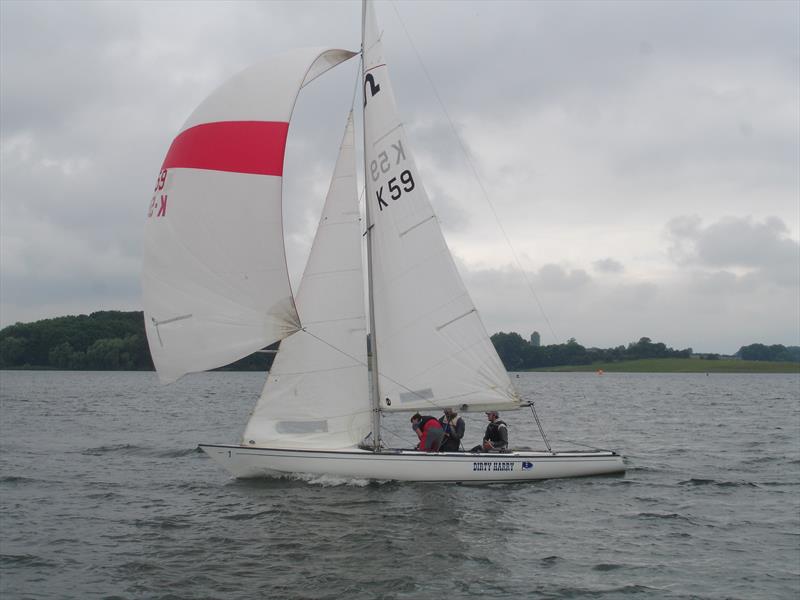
xmin=371 ymin=140 xmax=415 ymax=211
xmin=376 ymin=170 xmax=415 ymax=211
xmin=147 ymin=169 xmax=168 ymax=218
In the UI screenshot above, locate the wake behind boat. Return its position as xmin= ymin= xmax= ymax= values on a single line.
xmin=142 ymin=1 xmax=625 ymax=483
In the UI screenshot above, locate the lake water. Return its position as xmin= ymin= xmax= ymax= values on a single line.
xmin=1 ymin=371 xmax=798 ymax=599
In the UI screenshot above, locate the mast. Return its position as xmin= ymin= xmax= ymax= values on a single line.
xmin=362 ymin=0 xmax=382 ymax=451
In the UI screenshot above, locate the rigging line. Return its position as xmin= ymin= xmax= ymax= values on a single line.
xmin=527 ymin=401 xmax=553 ymax=454
xmin=378 ymin=420 xmax=417 ymax=447
xmin=300 ymin=328 xmax=489 ymax=413
xmin=388 ymin=0 xmax=559 ymax=345
xmin=551 ymin=438 xmax=614 ymax=453
xmin=299 ymin=329 xmax=417 ymax=399
xmin=297 ymin=329 xmax=369 ymax=370
xmin=302 ymin=267 xmax=362 ymax=279
xmin=300 ymin=314 xmax=366 ymax=326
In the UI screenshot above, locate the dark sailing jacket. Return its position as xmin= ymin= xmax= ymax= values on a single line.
xmin=484 ymin=419 xmax=508 ymax=450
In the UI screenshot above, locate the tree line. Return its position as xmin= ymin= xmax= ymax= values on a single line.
xmin=490 ymin=333 xmax=693 ymax=370
xmin=0 ymin=311 xmax=797 ymax=371
xmin=736 ymin=343 xmax=800 ymax=363
xmin=1 ymin=311 xmax=152 ymax=370
xmin=489 ymin=332 xmax=800 ymax=370
xmin=0 ymin=311 xmax=271 ymax=371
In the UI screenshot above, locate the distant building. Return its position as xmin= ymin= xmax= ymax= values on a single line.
xmin=531 ymin=331 xmax=541 ymax=347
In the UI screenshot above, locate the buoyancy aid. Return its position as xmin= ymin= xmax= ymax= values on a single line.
xmin=439 ymin=415 xmax=464 ymax=451
xmin=439 ymin=415 xmax=463 ymax=438
xmin=485 ymin=419 xmax=508 ymax=448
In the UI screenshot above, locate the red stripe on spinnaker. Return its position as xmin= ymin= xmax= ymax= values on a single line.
xmin=161 ymin=121 xmax=290 ymax=176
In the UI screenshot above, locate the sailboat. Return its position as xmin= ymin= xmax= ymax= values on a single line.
xmin=142 ymin=1 xmax=624 ymax=483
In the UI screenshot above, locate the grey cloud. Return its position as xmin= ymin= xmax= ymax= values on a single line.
xmin=459 ymin=237 xmax=794 ymax=353
xmin=0 ymin=2 xmax=139 ymax=137
xmin=461 ymin=258 xmax=795 ymax=354
xmin=593 ymin=258 xmax=624 ymax=273
xmin=2 ymin=266 xmax=139 ymax=309
xmin=535 ymin=264 xmax=591 ymax=291
xmin=667 ymin=215 xmax=799 ymax=286
xmin=1 ymin=0 xmax=797 ymax=354
xmin=387 ymin=1 xmax=799 ymax=118
xmin=686 ymin=270 xmax=744 ymax=294
xmin=384 ymin=2 xmax=799 ymax=227
xmin=600 ymin=280 xmax=659 ymax=312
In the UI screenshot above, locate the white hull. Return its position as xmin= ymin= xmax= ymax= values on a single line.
xmin=199 ymin=444 xmax=625 ymax=483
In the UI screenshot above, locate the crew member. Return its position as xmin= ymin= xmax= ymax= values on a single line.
xmin=410 ymin=413 xmax=444 ymax=452
xmin=438 ymin=408 xmax=465 ymax=452
xmin=470 ymin=411 xmax=508 ymax=452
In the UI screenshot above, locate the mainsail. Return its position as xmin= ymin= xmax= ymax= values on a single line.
xmin=242 ymin=114 xmax=371 ymax=449
xmin=142 ymin=48 xmax=356 ymax=383
xmin=362 ymin=2 xmax=519 ymax=413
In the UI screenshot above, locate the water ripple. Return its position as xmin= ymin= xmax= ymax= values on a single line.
xmin=0 ymin=554 xmax=57 ymax=568
xmin=1 ymin=371 xmax=797 ymax=600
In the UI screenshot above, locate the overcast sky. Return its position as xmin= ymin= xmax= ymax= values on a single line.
xmin=1 ymin=0 xmax=798 ymax=353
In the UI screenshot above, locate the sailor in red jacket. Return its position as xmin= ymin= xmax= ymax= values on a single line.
xmin=410 ymin=413 xmax=444 ymax=452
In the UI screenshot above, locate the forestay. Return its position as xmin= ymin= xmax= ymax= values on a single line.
xmin=142 ymin=48 xmax=356 ymax=383
xmin=362 ymin=3 xmax=519 ymax=413
xmin=242 ymin=114 xmax=372 ymax=449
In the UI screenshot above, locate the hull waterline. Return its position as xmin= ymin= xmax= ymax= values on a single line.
xmin=199 ymin=444 xmax=625 ymax=483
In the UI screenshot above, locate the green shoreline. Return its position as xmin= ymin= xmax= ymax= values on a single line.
xmin=3 ymin=358 xmax=798 ymax=374
xmin=525 ymin=358 xmax=800 ymax=373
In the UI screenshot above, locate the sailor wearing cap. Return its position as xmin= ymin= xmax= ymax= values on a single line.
xmin=471 ymin=410 xmax=508 ymax=452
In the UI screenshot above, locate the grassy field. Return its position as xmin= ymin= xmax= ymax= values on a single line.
xmin=528 ymin=358 xmax=800 ymax=373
